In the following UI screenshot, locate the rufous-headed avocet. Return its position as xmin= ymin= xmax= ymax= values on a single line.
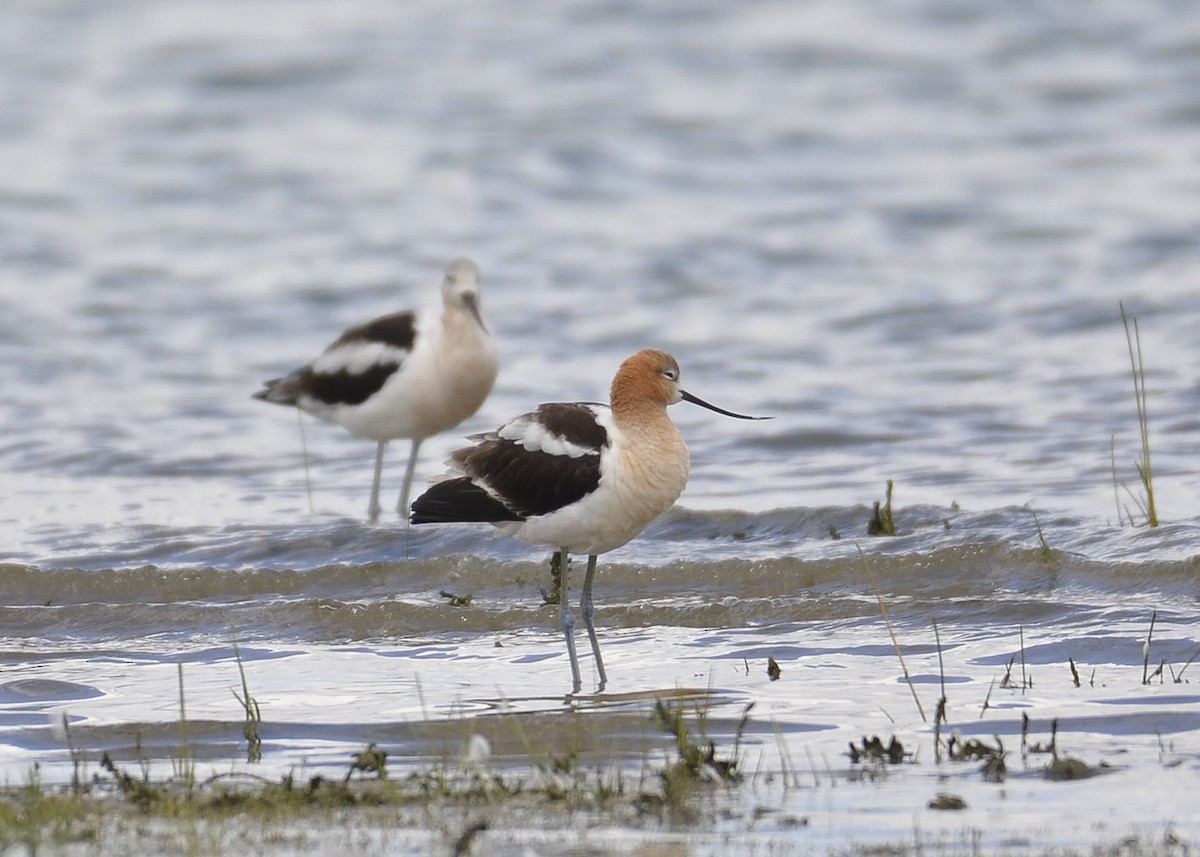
xmin=411 ymin=348 xmax=768 ymax=694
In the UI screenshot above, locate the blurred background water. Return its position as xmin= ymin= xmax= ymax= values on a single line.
xmin=3 ymin=0 xmax=1199 ymax=551
xmin=1 ymin=1 xmax=1199 ymax=851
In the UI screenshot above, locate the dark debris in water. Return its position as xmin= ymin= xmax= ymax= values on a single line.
xmin=947 ymin=734 xmax=1007 ymax=782
xmin=848 ymin=735 xmax=907 ymax=765
xmin=346 ymin=743 xmax=388 ymax=781
xmin=947 ymin=734 xmax=1003 ymax=762
xmin=1045 ymin=757 xmax=1107 ymax=781
xmin=439 ymin=590 xmax=473 ymax=608
xmin=451 ymin=821 xmax=489 ymax=857
xmin=928 ymin=792 xmax=967 ymax=811
xmin=1023 ymin=713 xmax=1057 ymax=755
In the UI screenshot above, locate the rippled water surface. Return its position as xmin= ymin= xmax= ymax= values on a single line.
xmin=2 ymin=1 xmax=1199 ymax=854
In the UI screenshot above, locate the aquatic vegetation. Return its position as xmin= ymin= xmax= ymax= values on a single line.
xmin=945 ymin=735 xmax=1003 ymax=763
xmin=99 ymin=753 xmax=160 ymax=808
xmin=0 ymin=777 xmax=97 ymax=852
xmin=1030 ymin=510 xmax=1053 ymax=559
xmin=847 ymin=735 xmax=907 ymax=765
xmin=173 ymin=661 xmax=195 ymax=791
xmin=858 ymin=545 xmax=925 ymax=721
xmin=867 ymin=479 xmax=897 ymax=536
xmin=1023 ymin=713 xmax=1057 ymax=758
xmin=999 ymin=627 xmax=1032 ymax=691
xmin=928 ymin=792 xmax=967 ymax=810
xmin=539 ymin=550 xmax=566 ymax=605
xmin=653 ymin=699 xmax=745 ymax=819
xmin=346 ymin=744 xmax=389 ymax=781
xmin=1169 ymin=647 xmax=1200 ymax=684
xmin=438 ymin=590 xmax=473 ymax=607
xmin=450 ymin=820 xmax=488 ymax=856
xmin=1115 ymin=302 xmax=1159 ymax=528
xmin=58 ymin=712 xmax=84 ymax=795
xmin=1143 ymin=609 xmax=1160 ymax=685
xmin=0 ymin=695 xmax=764 ymax=854
xmin=1043 ymin=755 xmax=1103 ymax=781
xmin=2 ymin=652 xmax=1195 ymax=857
xmin=1068 ymin=656 xmax=1084 ymax=688
xmin=231 ymin=638 xmax=262 ymax=764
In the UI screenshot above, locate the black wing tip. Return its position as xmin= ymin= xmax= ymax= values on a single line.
xmin=410 ymin=478 xmax=523 ymax=524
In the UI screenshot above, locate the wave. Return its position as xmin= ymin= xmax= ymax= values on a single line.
xmin=3 ymin=503 xmax=1196 ymax=646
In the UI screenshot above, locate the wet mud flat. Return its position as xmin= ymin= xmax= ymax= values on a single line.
xmin=3 ymin=609 xmax=1198 ymax=857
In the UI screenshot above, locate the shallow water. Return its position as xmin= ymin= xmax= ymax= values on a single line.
xmin=2 ymin=1 xmax=1199 ymax=854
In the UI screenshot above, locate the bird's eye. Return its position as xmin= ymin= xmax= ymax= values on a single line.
xmin=663 ymin=367 xmax=679 ymax=381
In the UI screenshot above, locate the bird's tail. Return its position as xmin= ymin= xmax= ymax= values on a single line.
xmin=252 ymin=374 xmax=302 ymax=406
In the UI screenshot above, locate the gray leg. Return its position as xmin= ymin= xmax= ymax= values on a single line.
xmin=295 ymin=409 xmax=315 ymax=514
xmin=397 ymin=437 xmax=423 ymax=520
xmin=557 ymin=547 xmax=581 ymax=695
xmin=367 ymin=441 xmax=386 ymax=523
xmin=580 ymin=554 xmax=607 ymax=692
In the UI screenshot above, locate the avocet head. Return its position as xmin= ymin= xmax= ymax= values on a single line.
xmin=611 ymin=348 xmax=769 ymax=419
xmin=441 ymin=257 xmax=488 ymax=331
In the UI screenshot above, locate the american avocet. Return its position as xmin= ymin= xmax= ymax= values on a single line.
xmin=254 ymin=257 xmax=499 ymax=523
xmin=410 ymin=348 xmax=767 ymax=693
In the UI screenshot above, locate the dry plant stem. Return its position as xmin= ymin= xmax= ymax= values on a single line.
xmin=61 ymin=713 xmax=82 ymax=794
xmin=933 ymin=620 xmax=947 ymax=762
xmin=731 ymin=703 xmax=754 ymax=768
xmin=980 ymin=676 xmax=995 ymax=717
xmin=857 ymin=544 xmax=926 ymax=722
xmin=772 ymin=723 xmax=797 ymax=789
xmin=1142 ymin=609 xmax=1157 ymax=685
xmin=1020 ymin=626 xmax=1029 ymax=692
xmin=1119 ymin=301 xmax=1158 ymax=527
xmin=1109 ymin=435 xmax=1125 ymax=527
xmin=1176 ymin=647 xmax=1200 ymax=683
xmin=803 ymin=745 xmax=820 ymax=788
xmin=175 ymin=661 xmax=194 ymax=790
xmin=1031 ymin=510 xmax=1052 ymax=556
xmin=232 ymin=637 xmax=263 ymax=763
xmin=934 ymin=620 xmax=947 ymax=703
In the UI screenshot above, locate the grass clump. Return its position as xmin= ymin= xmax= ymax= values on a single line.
xmin=0 ymin=706 xmax=754 ymax=855
xmin=652 ymin=699 xmax=746 ymax=819
xmin=928 ymin=792 xmax=967 ymax=810
xmin=1114 ymin=302 xmax=1159 ymax=528
xmin=231 ymin=638 xmax=263 ymax=763
xmin=847 ymin=735 xmax=907 ymax=765
xmin=540 ymin=551 xmax=567 ymax=605
xmin=867 ymin=480 xmax=897 ymax=536
xmin=0 ymin=775 xmax=98 ymax=851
